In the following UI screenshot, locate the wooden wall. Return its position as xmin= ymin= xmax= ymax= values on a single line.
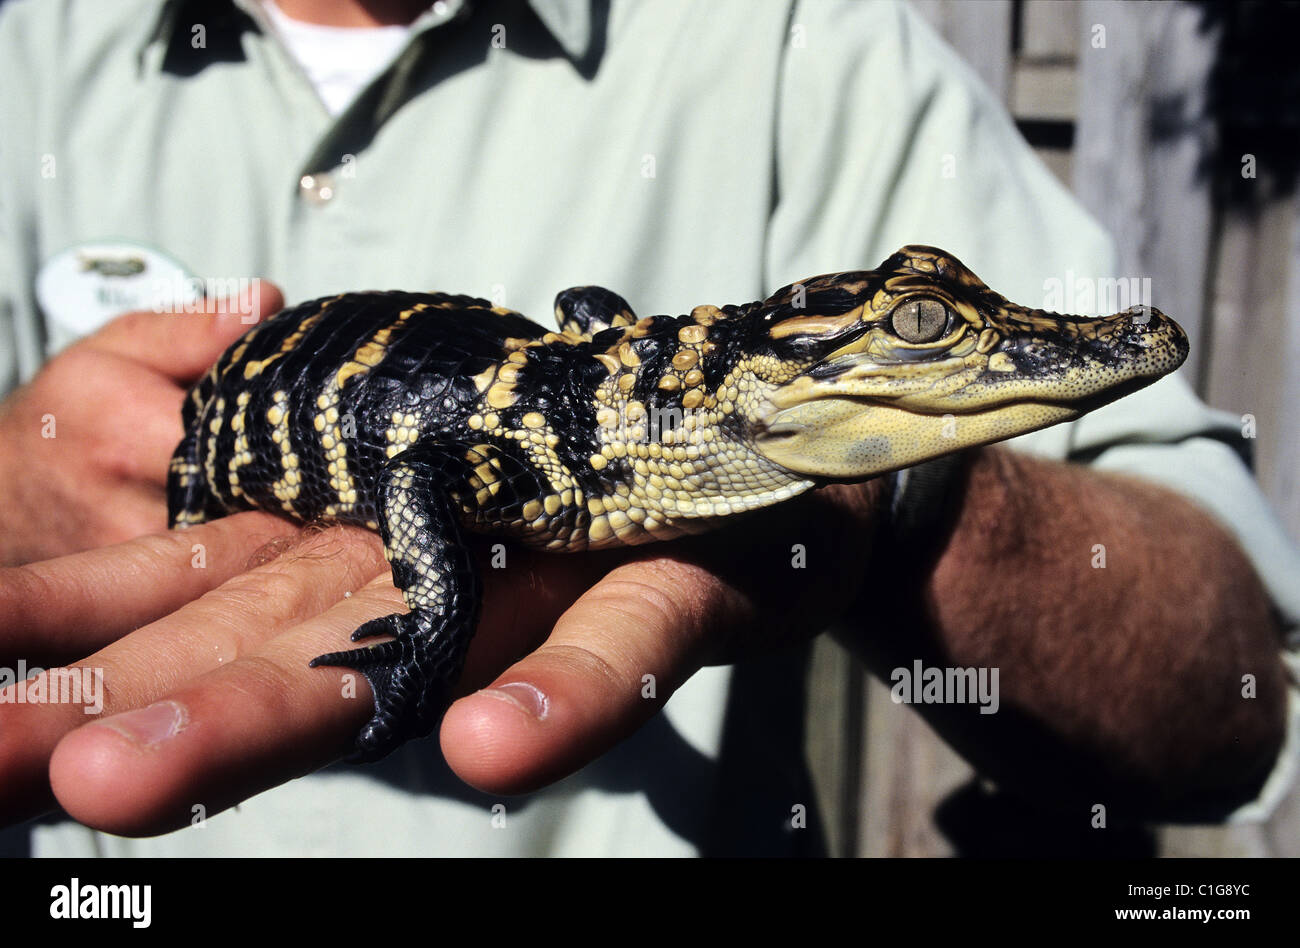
xmin=805 ymin=0 xmax=1300 ymax=858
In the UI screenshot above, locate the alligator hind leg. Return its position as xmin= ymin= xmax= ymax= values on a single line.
xmin=166 ymin=432 xmax=215 ymax=528
xmin=310 ymin=443 xmax=483 ymax=762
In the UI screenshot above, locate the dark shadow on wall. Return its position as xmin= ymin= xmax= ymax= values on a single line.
xmin=1194 ymin=0 xmax=1300 ymax=204
xmin=936 ymin=780 xmax=1157 ymax=858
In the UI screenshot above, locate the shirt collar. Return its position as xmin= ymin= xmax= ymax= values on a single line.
xmin=142 ymin=0 xmax=595 ymax=70
xmin=527 ymin=0 xmax=592 ymax=61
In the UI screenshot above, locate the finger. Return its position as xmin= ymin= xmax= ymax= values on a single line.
xmin=81 ymin=480 xmax=170 ymax=550
xmin=0 ymin=522 xmax=387 ymax=827
xmin=47 ymin=572 xmax=401 ymax=836
xmin=87 ymin=355 xmax=190 ymax=483
xmin=80 ymin=280 xmax=285 ymax=381
xmin=0 ymin=511 xmax=300 ymax=661
xmin=441 ymin=553 xmax=744 ymax=794
xmin=456 ymin=541 xmax=633 ymax=691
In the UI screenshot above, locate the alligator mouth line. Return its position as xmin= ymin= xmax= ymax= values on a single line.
xmin=756 ymin=395 xmax=1080 ymax=434
xmin=766 ymin=384 xmax=1126 ymax=417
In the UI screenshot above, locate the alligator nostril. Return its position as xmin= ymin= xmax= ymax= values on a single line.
xmin=1115 ymin=308 xmax=1170 ymax=346
xmin=1121 ymin=305 xmax=1159 ymax=327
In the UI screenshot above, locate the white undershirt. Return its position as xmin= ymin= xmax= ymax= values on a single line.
xmin=262 ymin=1 xmax=415 ymax=115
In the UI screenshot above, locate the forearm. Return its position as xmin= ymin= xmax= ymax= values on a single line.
xmin=853 ymin=446 xmax=1289 ymax=821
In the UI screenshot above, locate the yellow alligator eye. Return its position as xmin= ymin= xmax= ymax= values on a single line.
xmin=890 ymin=298 xmax=950 ymax=343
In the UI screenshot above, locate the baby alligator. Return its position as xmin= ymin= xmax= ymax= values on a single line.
xmin=168 ymin=245 xmax=1189 ymax=760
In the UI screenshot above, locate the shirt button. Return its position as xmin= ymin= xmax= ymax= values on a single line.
xmin=299 ymin=173 xmax=335 ymax=205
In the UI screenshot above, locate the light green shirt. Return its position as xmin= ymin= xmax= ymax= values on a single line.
xmin=2 ymin=0 xmax=1295 ymax=855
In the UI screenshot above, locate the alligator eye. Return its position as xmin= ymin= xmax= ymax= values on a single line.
xmin=890 ymin=298 xmax=950 ymax=343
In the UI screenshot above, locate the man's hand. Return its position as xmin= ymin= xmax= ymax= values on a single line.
xmin=0 ymin=283 xmax=284 ymax=565
xmin=0 ymin=480 xmax=886 ymax=836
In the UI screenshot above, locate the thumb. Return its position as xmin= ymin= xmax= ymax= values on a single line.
xmin=79 ymin=279 xmax=286 ymax=382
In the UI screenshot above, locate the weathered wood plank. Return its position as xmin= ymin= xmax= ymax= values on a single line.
xmin=1265 ymin=756 xmax=1300 ymax=857
xmin=803 ymin=633 xmax=863 ymax=857
xmin=1205 ymin=195 xmax=1300 ymax=545
xmin=858 ymin=677 xmax=975 ymax=856
xmin=910 ymin=0 xmax=1014 ymax=106
xmin=1073 ymin=0 xmax=1217 ymax=387
xmin=1021 ymin=0 xmax=1080 ymax=61
xmin=1159 ymin=823 xmax=1271 ymax=858
xmin=1012 ymin=60 xmax=1076 ymax=120
xmin=1276 ymin=202 xmax=1300 ymax=544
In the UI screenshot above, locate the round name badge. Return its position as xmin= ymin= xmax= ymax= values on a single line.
xmin=35 ymin=240 xmax=200 ymax=340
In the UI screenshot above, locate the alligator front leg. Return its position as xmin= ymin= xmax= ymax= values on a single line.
xmin=553 ymin=285 xmax=638 ymax=338
xmin=311 ymin=444 xmax=483 ymax=762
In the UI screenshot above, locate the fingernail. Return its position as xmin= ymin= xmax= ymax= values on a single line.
xmin=480 ymin=682 xmax=549 ymax=720
xmin=101 ymin=701 xmax=187 ymax=746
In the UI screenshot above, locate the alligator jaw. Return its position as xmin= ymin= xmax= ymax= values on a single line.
xmin=753 ymin=301 xmax=1189 ymax=480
